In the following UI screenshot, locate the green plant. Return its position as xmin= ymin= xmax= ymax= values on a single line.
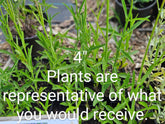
xmin=142 ymin=6 xmax=165 ymax=124
xmin=151 ymin=104 xmax=165 ymax=124
xmin=0 ymin=0 xmax=53 ymax=117
xmin=0 ymin=1 xmax=164 ymax=124
xmin=60 ymin=0 xmax=152 ymax=123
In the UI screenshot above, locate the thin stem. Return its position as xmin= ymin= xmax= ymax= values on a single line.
xmin=105 ymin=0 xmax=109 ymax=63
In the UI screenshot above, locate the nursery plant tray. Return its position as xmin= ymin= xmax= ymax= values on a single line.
xmin=0 ymin=115 xmax=78 ymax=124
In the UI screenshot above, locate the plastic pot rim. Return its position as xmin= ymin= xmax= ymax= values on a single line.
xmin=115 ymin=0 xmax=157 ymax=11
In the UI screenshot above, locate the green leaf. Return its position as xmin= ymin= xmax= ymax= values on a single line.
xmin=120 ymin=49 xmax=134 ymax=63
xmin=93 ymin=96 xmax=99 ymax=106
xmin=126 ymin=18 xmax=149 ymax=35
xmin=102 ymin=28 xmax=122 ymax=37
xmin=60 ymin=102 xmax=68 ymax=106
xmin=114 ymin=118 xmax=123 ymax=124
xmin=79 ymin=0 xmax=86 ymax=13
xmin=88 ymin=44 xmax=105 ymax=52
xmin=113 ymin=102 xmax=126 ymax=112
xmin=58 ymin=64 xmax=79 ymax=70
xmin=102 ymin=83 xmax=111 ymax=94
xmin=118 ymin=73 xmax=128 ymax=78
xmin=0 ymin=84 xmax=13 ymax=92
xmin=52 ymin=85 xmax=66 ymax=91
xmin=101 ymin=102 xmax=113 ymax=112
xmin=87 ymin=109 xmax=96 ymax=120
xmin=6 ymin=98 xmax=13 ymax=110
xmin=0 ymin=0 xmax=5 ymax=5
xmin=121 ymin=0 xmax=128 ymax=19
xmin=138 ymin=101 xmax=148 ymax=108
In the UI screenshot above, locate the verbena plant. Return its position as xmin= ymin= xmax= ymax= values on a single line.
xmin=57 ymin=0 xmax=154 ymax=123
xmin=0 ymin=0 xmax=164 ymax=124
xmin=0 ymin=0 xmax=55 ymax=116
xmin=135 ymin=0 xmax=165 ymax=124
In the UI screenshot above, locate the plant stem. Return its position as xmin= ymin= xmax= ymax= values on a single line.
xmin=105 ymin=0 xmax=109 ymax=62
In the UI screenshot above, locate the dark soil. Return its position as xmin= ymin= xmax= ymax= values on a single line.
xmin=8 ymin=14 xmax=40 ymax=38
xmin=8 ymin=5 xmax=46 ymax=38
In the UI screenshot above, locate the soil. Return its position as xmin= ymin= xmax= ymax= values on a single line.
xmin=8 ymin=6 xmax=44 ymax=38
xmin=9 ymin=14 xmax=40 ymax=38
